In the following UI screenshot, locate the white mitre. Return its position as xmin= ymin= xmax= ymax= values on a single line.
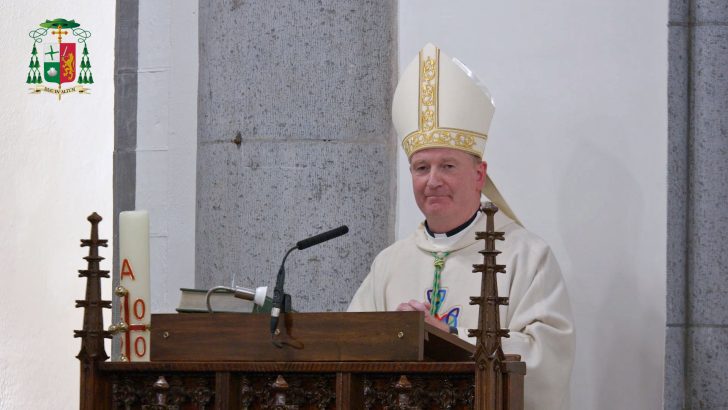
xmin=393 ymin=43 xmax=520 ymax=225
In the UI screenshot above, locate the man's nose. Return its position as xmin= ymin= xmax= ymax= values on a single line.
xmin=426 ymin=169 xmax=442 ymax=188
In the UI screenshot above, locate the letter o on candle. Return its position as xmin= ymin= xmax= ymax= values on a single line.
xmin=134 ymin=336 xmax=147 ymax=357
xmin=133 ymin=299 xmax=146 ymax=320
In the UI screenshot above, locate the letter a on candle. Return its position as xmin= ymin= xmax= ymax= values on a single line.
xmin=121 ymin=259 xmax=136 ymax=280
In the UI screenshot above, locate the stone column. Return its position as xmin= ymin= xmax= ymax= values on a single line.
xmin=196 ymin=0 xmax=396 ymax=313
xmin=112 ymin=0 xmax=139 ymax=359
xmin=666 ymin=0 xmax=728 ymax=408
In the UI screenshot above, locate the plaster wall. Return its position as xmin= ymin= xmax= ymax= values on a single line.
xmin=0 ymin=3 xmax=115 ymax=409
xmin=397 ymin=1 xmax=668 ymax=409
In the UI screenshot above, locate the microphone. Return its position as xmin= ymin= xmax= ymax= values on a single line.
xmin=296 ymin=226 xmax=349 ymax=250
xmin=233 ymin=286 xmax=268 ymax=306
xmin=270 ymin=225 xmax=350 ymax=335
xmin=205 ymin=285 xmax=267 ymax=313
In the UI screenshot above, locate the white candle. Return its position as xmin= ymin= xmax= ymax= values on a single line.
xmin=118 ymin=210 xmax=151 ymax=362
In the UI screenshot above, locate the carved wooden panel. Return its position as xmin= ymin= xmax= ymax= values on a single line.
xmin=111 ymin=373 xmax=215 ymax=409
xmin=361 ymin=374 xmax=475 ymax=410
xmin=238 ymin=373 xmax=336 ymax=409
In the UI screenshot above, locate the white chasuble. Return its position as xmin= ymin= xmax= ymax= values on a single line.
xmin=349 ymin=208 xmax=575 ymax=410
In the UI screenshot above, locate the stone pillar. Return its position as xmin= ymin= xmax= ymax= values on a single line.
xmin=112 ymin=0 xmax=139 ymax=359
xmin=196 ymin=1 xmax=396 ymax=313
xmin=666 ymin=0 xmax=728 ymax=408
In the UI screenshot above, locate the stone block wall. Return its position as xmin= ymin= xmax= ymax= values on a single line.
xmin=666 ymin=0 xmax=728 ymax=407
xmin=195 ymin=0 xmax=397 ymax=312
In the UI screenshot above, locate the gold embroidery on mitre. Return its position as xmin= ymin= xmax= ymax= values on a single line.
xmin=406 ymin=46 xmax=487 ymax=158
xmin=402 ymin=128 xmax=487 ymax=158
xmin=419 ymin=52 xmax=438 ymax=132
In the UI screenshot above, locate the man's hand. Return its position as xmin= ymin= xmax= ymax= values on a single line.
xmin=395 ymin=299 xmax=450 ymax=333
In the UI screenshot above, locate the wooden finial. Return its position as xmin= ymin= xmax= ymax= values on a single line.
xmin=470 ymin=202 xmax=509 ymax=409
xmin=152 ymin=376 xmax=170 ymax=406
xmin=75 ymin=212 xmax=112 ymax=362
xmin=394 ymin=375 xmax=419 ymax=409
xmin=271 ymin=375 xmax=298 ymax=409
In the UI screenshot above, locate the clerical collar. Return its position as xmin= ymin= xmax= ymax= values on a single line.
xmin=425 ymin=210 xmax=480 ymax=239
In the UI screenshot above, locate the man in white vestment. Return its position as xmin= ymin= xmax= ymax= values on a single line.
xmin=348 ymin=43 xmax=575 ymax=410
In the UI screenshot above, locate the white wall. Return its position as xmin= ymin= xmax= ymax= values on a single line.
xmin=136 ymin=0 xmax=198 ymax=313
xmin=0 ymin=3 xmax=115 ymax=409
xmin=398 ymin=1 xmax=667 ymax=409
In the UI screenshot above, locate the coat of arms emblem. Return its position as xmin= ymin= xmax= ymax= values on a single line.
xmin=27 ymin=18 xmax=93 ymax=100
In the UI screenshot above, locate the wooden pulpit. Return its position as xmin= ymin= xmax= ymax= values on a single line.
xmin=75 ymin=205 xmax=525 ymax=409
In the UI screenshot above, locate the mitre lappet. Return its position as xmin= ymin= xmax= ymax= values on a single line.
xmin=393 ymin=43 xmax=520 ymax=225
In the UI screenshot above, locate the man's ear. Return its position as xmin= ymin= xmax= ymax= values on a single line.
xmin=475 ymin=160 xmax=487 ymax=190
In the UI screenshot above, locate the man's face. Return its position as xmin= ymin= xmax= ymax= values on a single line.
xmin=409 ymin=148 xmax=487 ymax=232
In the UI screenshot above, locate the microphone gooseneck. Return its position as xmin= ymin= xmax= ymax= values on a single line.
xmin=270 ymin=225 xmax=350 ymax=336
xmin=270 ymin=246 xmax=296 ymax=334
